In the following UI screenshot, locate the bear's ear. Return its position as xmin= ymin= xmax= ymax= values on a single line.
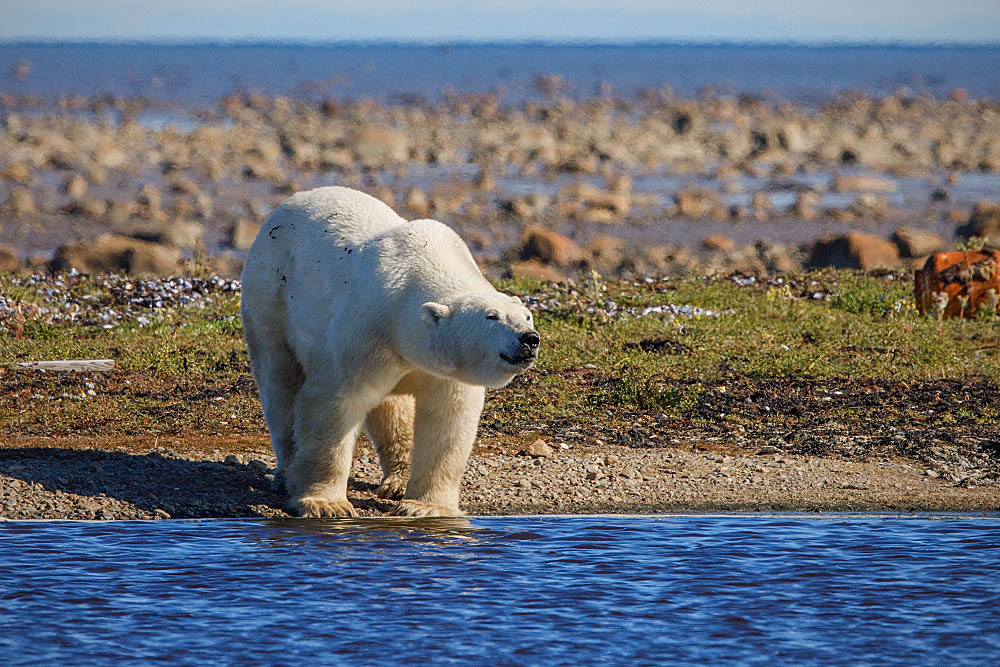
xmin=508 ymin=295 xmax=523 ymax=304
xmin=420 ymin=302 xmax=452 ymax=326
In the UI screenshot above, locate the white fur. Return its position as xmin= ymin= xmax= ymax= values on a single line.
xmin=241 ymin=186 xmax=538 ymax=517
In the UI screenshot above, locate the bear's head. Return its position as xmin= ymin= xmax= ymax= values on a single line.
xmin=420 ymin=290 xmax=539 ymax=388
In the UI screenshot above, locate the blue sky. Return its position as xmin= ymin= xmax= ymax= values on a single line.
xmin=2 ymin=0 xmax=999 ymax=43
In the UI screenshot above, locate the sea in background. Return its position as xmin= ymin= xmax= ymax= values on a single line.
xmin=1 ymin=515 xmax=999 ymax=664
xmin=1 ymin=42 xmax=999 ymax=106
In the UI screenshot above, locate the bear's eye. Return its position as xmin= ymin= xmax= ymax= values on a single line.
xmin=486 ymin=313 xmax=500 ymax=320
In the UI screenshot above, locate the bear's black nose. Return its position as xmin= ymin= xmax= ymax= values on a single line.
xmin=519 ymin=331 xmax=540 ymax=348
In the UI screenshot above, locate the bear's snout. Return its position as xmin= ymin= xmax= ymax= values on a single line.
xmin=519 ymin=331 xmax=540 ymax=349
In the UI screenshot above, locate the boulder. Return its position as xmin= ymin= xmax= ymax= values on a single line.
xmin=61 ymin=173 xmax=88 ymax=199
xmin=509 ymin=259 xmax=567 ymax=283
xmin=403 ymin=187 xmax=431 ymax=217
xmin=956 ymin=201 xmax=1000 ymax=241
xmin=135 ymin=184 xmax=162 ymax=219
xmin=586 ymin=235 xmax=626 ymax=272
xmin=51 ymin=234 xmax=180 ymax=276
xmin=891 ymin=227 xmax=947 ymax=258
xmin=230 ymin=219 xmax=262 ymax=250
xmin=561 ymin=182 xmax=631 ymax=217
xmin=0 ymin=245 xmax=19 ymax=272
xmin=61 ymin=196 xmax=107 ymax=218
xmin=1 ymin=188 xmax=37 ymax=216
xmin=126 ymin=220 xmax=204 ymax=249
xmin=519 ymin=226 xmax=582 ymax=268
xmin=788 ymin=191 xmax=821 ymax=220
xmin=501 ymin=193 xmax=551 ymax=220
xmin=833 ymin=175 xmax=897 ymax=193
xmin=807 ymin=232 xmax=900 ymax=270
xmin=702 ymin=235 xmax=737 ymax=252
xmin=1 ymin=162 xmax=32 ymax=184
xmin=673 ymin=188 xmax=725 ymax=219
xmin=351 ymin=124 xmax=409 ymax=166
xmin=756 ymin=241 xmax=803 ymax=274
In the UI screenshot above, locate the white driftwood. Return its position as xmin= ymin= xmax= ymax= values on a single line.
xmin=17 ymin=360 xmax=116 ymax=372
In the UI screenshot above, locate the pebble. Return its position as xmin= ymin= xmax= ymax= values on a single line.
xmin=525 ymin=439 xmax=554 ymax=459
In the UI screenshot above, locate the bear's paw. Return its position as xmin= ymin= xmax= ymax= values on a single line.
xmin=390 ymin=499 xmax=463 ymax=518
xmin=294 ymin=497 xmax=358 ymax=518
xmin=376 ymin=474 xmax=408 ymax=500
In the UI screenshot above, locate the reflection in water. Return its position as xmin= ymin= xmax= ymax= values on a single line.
xmin=1 ymin=515 xmax=998 ymax=664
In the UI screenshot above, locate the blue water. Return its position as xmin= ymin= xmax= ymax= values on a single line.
xmin=1 ymin=515 xmax=998 ymax=665
xmin=1 ymin=42 xmax=998 ymax=105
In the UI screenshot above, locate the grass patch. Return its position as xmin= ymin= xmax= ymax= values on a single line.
xmin=4 ymin=269 xmax=1000 ymax=445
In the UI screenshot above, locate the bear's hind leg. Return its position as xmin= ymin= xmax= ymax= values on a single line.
xmin=392 ymin=377 xmax=485 ymax=517
xmin=364 ymin=395 xmax=415 ymax=500
xmin=244 ymin=314 xmax=303 ymax=488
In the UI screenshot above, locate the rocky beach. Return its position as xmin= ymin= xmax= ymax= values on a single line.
xmin=0 ymin=89 xmax=998 ymax=283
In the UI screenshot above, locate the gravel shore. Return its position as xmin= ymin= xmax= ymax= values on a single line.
xmin=1 ymin=434 xmax=995 ymax=521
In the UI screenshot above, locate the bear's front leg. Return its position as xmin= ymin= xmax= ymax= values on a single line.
xmin=391 ymin=377 xmax=485 ymax=517
xmin=286 ymin=379 xmax=365 ymax=518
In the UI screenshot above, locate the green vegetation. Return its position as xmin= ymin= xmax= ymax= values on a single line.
xmin=3 ymin=269 xmax=1000 ymax=445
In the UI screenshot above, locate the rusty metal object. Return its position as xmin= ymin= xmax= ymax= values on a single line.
xmin=914 ymin=250 xmax=1000 ymax=318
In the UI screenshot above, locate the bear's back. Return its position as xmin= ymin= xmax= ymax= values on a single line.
xmin=272 ymin=186 xmax=404 ymax=245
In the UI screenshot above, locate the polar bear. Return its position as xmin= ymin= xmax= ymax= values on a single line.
xmin=241 ymin=186 xmax=539 ymax=518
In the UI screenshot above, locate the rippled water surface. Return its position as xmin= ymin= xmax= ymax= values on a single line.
xmin=2 ymin=43 xmax=999 ymax=104
xmin=2 ymin=515 xmax=999 ymax=665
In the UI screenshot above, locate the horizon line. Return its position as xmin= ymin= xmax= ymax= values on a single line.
xmin=1 ymin=37 xmax=999 ymax=49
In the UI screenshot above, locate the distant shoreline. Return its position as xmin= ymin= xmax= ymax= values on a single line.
xmin=2 ymin=39 xmax=1000 ymax=48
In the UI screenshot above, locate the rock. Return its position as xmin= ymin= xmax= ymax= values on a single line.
xmin=756 ymin=240 xmax=803 ymax=274
xmin=403 ymin=187 xmax=430 ymax=217
xmin=126 ymin=220 xmax=204 ymax=249
xmin=525 ymin=439 xmax=554 ymax=459
xmin=230 ymin=219 xmax=262 ymax=250
xmin=757 ymin=445 xmax=780 ymax=455
xmin=351 ymin=124 xmax=409 ymax=166
xmin=135 ymin=184 xmax=163 ymax=219
xmin=519 ymin=226 xmax=582 ymax=268
xmin=702 ymin=234 xmax=736 ymax=252
xmin=848 ymin=193 xmax=887 ymax=219
xmin=788 ymin=191 xmax=822 ymax=220
xmin=563 ymin=182 xmax=631 ymax=217
xmin=61 ymin=173 xmax=88 ymax=199
xmin=61 ymin=196 xmax=108 ymax=218
xmin=0 ymin=245 xmax=20 ymax=272
xmin=533 ymin=73 xmax=568 ymax=95
xmin=956 ymin=201 xmax=1000 ymax=241
xmin=51 ymin=234 xmax=181 ymax=276
xmin=1 ymin=188 xmax=37 ymax=216
xmin=509 ymin=259 xmax=567 ymax=283
xmin=833 ymin=175 xmax=897 ymax=193
xmin=777 ymin=121 xmax=807 ymax=153
xmin=891 ymin=227 xmax=946 ymax=258
xmin=750 ymin=192 xmax=773 ymax=219
xmin=807 ymin=232 xmax=900 ymax=270
xmin=501 ymin=193 xmax=551 ymax=220
xmin=153 ymin=509 xmax=171 ymax=520
xmin=1 ymin=162 xmax=32 ymax=184
xmin=586 ymin=235 xmax=626 ymax=272
xmin=674 ymin=188 xmax=724 ymax=218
